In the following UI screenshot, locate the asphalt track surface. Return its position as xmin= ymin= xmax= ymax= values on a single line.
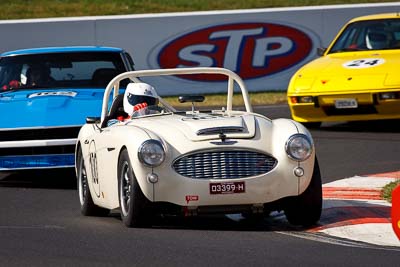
xmin=1 ymin=104 xmax=400 ymax=266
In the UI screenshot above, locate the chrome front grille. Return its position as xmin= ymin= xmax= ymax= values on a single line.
xmin=173 ymin=150 xmax=277 ymax=179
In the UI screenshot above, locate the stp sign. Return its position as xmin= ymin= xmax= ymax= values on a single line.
xmin=155 ymin=22 xmax=313 ymax=81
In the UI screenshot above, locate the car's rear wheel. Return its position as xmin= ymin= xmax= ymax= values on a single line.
xmin=77 ymin=148 xmax=109 ymax=216
xmin=118 ymin=149 xmax=152 ymax=227
xmin=284 ymin=157 xmax=322 ymax=227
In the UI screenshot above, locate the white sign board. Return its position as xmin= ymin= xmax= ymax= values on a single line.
xmin=0 ymin=3 xmax=400 ymax=95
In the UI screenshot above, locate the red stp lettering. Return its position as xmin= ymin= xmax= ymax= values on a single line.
xmin=158 ymin=23 xmax=312 ymax=81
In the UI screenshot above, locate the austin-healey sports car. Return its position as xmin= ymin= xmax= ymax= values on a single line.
xmin=287 ymin=13 xmax=400 ymax=127
xmin=0 ymin=46 xmax=135 ymax=171
xmin=76 ymin=67 xmax=322 ymax=228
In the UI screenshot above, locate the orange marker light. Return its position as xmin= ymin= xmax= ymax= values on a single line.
xmin=290 ymin=97 xmax=298 ymax=104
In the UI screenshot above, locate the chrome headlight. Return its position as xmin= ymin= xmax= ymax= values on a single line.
xmin=138 ymin=140 xmax=165 ymax=167
xmin=285 ymin=134 xmax=313 ymax=161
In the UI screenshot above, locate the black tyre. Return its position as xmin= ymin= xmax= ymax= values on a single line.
xmin=118 ymin=149 xmax=152 ymax=227
xmin=284 ymin=157 xmax=322 ymax=227
xmin=77 ymin=148 xmax=109 ymax=216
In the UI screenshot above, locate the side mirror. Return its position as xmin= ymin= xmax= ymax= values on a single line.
xmin=86 ymin=117 xmax=101 ymax=124
xmin=317 ymin=47 xmax=327 ymax=56
xmin=178 ymin=95 xmax=205 ymax=114
xmin=178 ymin=95 xmax=205 ymax=103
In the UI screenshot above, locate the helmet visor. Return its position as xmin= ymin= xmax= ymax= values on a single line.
xmin=127 ymin=93 xmax=157 ymax=106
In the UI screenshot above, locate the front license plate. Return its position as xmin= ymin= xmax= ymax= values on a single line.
xmin=209 ymin=181 xmax=245 ymax=194
xmin=334 ymin=98 xmax=358 ymax=109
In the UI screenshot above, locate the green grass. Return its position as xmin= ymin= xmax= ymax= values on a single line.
xmin=163 ymin=91 xmax=287 ymax=107
xmin=0 ymin=0 xmax=397 ymax=20
xmin=382 ymin=179 xmax=400 ymax=203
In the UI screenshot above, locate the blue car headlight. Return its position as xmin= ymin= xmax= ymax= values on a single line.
xmin=138 ymin=140 xmax=165 ymax=167
xmin=285 ymin=134 xmax=313 ymax=161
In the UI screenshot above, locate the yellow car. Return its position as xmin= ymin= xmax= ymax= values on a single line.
xmin=287 ymin=13 xmax=400 ymax=127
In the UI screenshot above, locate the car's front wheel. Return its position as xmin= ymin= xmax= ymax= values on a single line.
xmin=77 ymin=148 xmax=109 ymax=216
xmin=284 ymin=157 xmax=322 ymax=227
xmin=118 ymin=149 xmax=152 ymax=227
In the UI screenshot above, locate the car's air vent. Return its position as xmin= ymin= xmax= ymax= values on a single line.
xmin=0 ymin=127 xmax=81 ymax=141
xmin=0 ymin=145 xmax=75 ymax=157
xmin=173 ymin=150 xmax=277 ymax=179
xmin=197 ymin=126 xmax=244 ymax=135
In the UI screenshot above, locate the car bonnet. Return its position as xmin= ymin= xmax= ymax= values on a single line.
xmin=0 ymin=88 xmax=104 ymax=129
xmin=127 ymin=113 xmax=257 ymax=142
xmin=293 ymin=51 xmax=400 ymax=92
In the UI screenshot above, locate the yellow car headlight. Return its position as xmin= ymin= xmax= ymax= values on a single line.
xmin=290 ymin=96 xmax=314 ymax=104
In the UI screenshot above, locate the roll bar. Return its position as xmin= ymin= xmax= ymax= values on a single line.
xmin=101 ymin=67 xmax=253 ymax=124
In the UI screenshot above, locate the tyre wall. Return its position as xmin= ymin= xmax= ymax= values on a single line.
xmin=1 ymin=3 xmax=399 ymax=94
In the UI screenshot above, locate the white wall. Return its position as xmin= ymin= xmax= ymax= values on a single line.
xmin=1 ymin=2 xmax=400 ymax=95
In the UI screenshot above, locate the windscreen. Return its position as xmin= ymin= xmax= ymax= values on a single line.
xmin=328 ymin=18 xmax=400 ymax=53
xmin=0 ymin=52 xmax=128 ymax=90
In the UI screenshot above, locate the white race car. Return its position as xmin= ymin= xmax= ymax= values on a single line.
xmin=75 ymin=67 xmax=322 ymax=228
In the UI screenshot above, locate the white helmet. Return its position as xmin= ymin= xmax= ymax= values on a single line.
xmin=123 ymin=82 xmax=158 ymax=115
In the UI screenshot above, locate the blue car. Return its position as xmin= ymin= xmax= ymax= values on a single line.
xmin=0 ymin=46 xmax=135 ymax=171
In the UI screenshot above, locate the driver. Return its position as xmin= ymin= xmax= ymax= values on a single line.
xmin=365 ymin=24 xmax=389 ymax=50
xmin=27 ymin=63 xmax=53 ymax=87
xmin=123 ymin=82 xmax=159 ymax=118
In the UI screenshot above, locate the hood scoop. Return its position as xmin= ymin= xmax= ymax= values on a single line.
xmin=197 ymin=126 xmax=244 ymax=135
xmin=179 ymin=114 xmax=255 ymax=141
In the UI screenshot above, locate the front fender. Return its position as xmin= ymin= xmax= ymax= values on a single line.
xmin=270 ymin=118 xmax=315 ymax=195
xmin=117 ymin=126 xmax=166 ymax=203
